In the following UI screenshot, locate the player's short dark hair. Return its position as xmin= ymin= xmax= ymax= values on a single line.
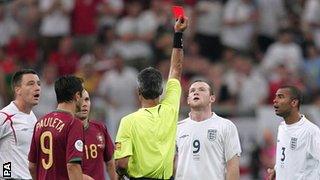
xmin=137 ymin=67 xmax=163 ymax=100
xmin=11 ymin=69 xmax=38 ymax=90
xmin=191 ymin=79 xmax=215 ymax=95
xmin=280 ymin=85 xmax=302 ymax=109
xmin=54 ymin=75 xmax=84 ymax=103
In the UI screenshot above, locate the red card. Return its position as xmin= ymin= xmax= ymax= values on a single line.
xmin=172 ymin=6 xmax=185 ymax=19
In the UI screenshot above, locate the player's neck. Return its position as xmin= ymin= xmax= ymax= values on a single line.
xmin=56 ymin=103 xmax=76 ymax=116
xmin=13 ymin=99 xmax=32 ymax=114
xmin=141 ymin=98 xmax=159 ymax=108
xmin=83 ymin=119 xmax=89 ymax=130
xmin=284 ymin=111 xmax=301 ymax=125
xmin=190 ymin=109 xmax=212 ymax=122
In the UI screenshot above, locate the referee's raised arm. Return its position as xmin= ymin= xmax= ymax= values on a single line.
xmin=168 ymin=16 xmax=188 ymax=81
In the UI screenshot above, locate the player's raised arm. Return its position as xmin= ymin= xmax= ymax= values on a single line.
xmin=168 ymin=16 xmax=188 ymax=81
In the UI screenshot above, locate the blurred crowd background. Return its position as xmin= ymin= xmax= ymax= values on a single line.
xmin=0 ymin=0 xmax=320 ymax=179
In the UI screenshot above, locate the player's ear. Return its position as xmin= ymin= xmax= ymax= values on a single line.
xmin=291 ymin=99 xmax=298 ymax=108
xmin=15 ymin=86 xmax=21 ymax=96
xmin=75 ymin=91 xmax=81 ymax=101
xmin=210 ymin=95 xmax=215 ymax=103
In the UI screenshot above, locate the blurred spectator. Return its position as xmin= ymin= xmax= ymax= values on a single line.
xmin=225 ymin=54 xmax=268 ymax=113
xmin=259 ymin=129 xmax=276 ymax=180
xmin=0 ymin=46 xmax=18 ymax=75
xmin=33 ymin=64 xmax=57 ymax=117
xmin=302 ymin=44 xmax=320 ymax=97
xmin=114 ymin=1 xmax=152 ymax=69
xmin=193 ymin=0 xmax=223 ymax=61
xmin=39 ymin=0 xmax=74 ymax=59
xmin=256 ymin=0 xmax=286 ymax=53
xmin=0 ymin=68 xmax=6 ymax=107
xmin=0 ymin=4 xmax=18 ymax=47
xmin=97 ymin=25 xmax=118 ymax=58
xmin=262 ymin=28 xmax=303 ymax=76
xmin=10 ymin=0 xmax=39 ymax=38
xmin=48 ymin=36 xmax=80 ymax=76
xmin=75 ymin=54 xmax=102 ymax=94
xmin=0 ymin=46 xmax=19 ymax=101
xmin=98 ymin=55 xmax=138 ymax=140
xmin=136 ymin=0 xmax=166 ymax=44
xmin=6 ymin=29 xmax=38 ymax=68
xmin=153 ymin=31 xmax=172 ymax=63
xmin=72 ymin=0 xmax=108 ymax=55
xmin=99 ymin=0 xmax=123 ymax=27
xmin=222 ymin=0 xmax=258 ymax=52
xmin=302 ymin=0 xmax=320 ymax=49
xmin=267 ymin=64 xmax=306 ymax=104
xmin=205 ymin=63 xmax=232 ymax=105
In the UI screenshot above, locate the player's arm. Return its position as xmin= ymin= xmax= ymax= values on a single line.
xmin=66 ymin=120 xmax=85 ymax=180
xmin=105 ymin=159 xmax=118 ymax=180
xmin=67 ymin=162 xmax=83 ymax=180
xmin=224 ymin=122 xmax=241 ymax=180
xmin=267 ymin=168 xmax=276 ymax=180
xmin=28 ymin=125 xmax=38 ymax=180
xmin=28 ymin=162 xmax=37 ymax=180
xmin=168 ymin=16 xmax=188 ymax=81
xmin=115 ymin=157 xmax=129 ymax=178
xmin=226 ymin=155 xmax=240 ymax=180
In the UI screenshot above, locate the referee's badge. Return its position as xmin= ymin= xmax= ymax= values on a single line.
xmin=115 ymin=142 xmax=121 ymax=151
xmin=207 ymin=129 xmax=217 ymax=141
xmin=290 ymin=137 xmax=297 ymax=150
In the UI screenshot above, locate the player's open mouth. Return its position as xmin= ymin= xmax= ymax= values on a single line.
xmin=81 ymin=110 xmax=88 ymax=113
xmin=34 ymin=94 xmax=40 ymax=98
xmin=193 ymin=97 xmax=200 ymax=101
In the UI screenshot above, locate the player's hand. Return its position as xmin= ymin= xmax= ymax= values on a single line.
xmin=83 ymin=174 xmax=94 ymax=180
xmin=174 ymin=16 xmax=188 ymax=33
xmin=267 ymin=168 xmax=275 ymax=180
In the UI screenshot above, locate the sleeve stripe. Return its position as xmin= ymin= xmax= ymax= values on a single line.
xmin=68 ymin=157 xmax=82 ymax=163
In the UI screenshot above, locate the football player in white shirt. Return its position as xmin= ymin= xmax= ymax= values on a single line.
xmin=0 ymin=69 xmax=41 ymax=179
xmin=175 ymin=80 xmax=241 ymax=180
xmin=268 ymin=86 xmax=320 ymax=180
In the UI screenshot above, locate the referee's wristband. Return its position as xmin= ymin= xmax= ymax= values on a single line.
xmin=173 ymin=32 xmax=183 ymax=49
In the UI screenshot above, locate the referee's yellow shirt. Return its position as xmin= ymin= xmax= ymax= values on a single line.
xmin=114 ymin=78 xmax=181 ymax=179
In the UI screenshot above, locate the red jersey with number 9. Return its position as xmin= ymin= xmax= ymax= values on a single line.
xmin=28 ymin=110 xmax=84 ymax=180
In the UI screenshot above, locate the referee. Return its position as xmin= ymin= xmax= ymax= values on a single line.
xmin=114 ymin=16 xmax=188 ymax=180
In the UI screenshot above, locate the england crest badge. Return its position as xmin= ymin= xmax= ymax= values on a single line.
xmin=290 ymin=137 xmax=297 ymax=150
xmin=207 ymin=129 xmax=217 ymax=141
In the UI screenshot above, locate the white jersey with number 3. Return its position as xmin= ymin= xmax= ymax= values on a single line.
xmin=175 ymin=113 xmax=241 ymax=180
xmin=0 ymin=102 xmax=37 ymax=179
xmin=275 ymin=115 xmax=320 ymax=180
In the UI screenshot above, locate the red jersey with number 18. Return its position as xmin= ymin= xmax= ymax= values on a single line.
xmin=82 ymin=120 xmax=114 ymax=180
xmin=28 ymin=110 xmax=84 ymax=180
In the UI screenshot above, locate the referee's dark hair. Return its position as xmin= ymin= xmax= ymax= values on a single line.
xmin=137 ymin=67 xmax=163 ymax=100
xmin=280 ymin=85 xmax=303 ymax=109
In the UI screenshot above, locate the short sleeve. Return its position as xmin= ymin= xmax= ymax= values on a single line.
xmin=114 ymin=118 xmax=133 ymax=159
xmin=66 ymin=119 xmax=84 ymax=163
xmin=28 ymin=125 xmax=37 ymax=163
xmin=308 ymin=128 xmax=320 ymax=161
xmin=224 ymin=121 xmax=242 ymax=162
xmin=161 ymin=79 xmax=181 ymax=109
xmin=0 ymin=113 xmax=8 ymax=138
xmin=103 ymin=124 xmax=114 ymax=162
